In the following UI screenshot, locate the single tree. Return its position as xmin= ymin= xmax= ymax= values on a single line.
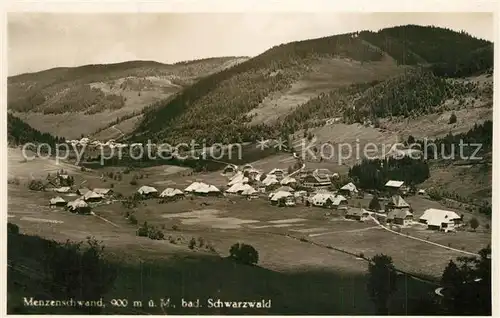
xmin=449 ymin=113 xmax=457 ymax=124
xmin=239 ymin=244 xmax=259 ymax=265
xmin=470 ymin=217 xmax=479 ymax=231
xmin=367 ymin=254 xmax=398 ymax=314
xmin=369 ymin=195 xmax=382 ymax=211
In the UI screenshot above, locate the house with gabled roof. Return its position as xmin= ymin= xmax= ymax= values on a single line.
xmin=385 ymin=195 xmax=412 ymax=225
xmin=386 ymin=195 xmax=410 ymax=210
xmin=385 ymin=180 xmax=406 ymax=195
xmin=77 ymin=187 xmax=90 ymax=196
xmin=67 ymin=199 xmax=91 ymax=214
xmin=419 ymin=208 xmax=461 ymax=232
xmin=160 ymin=188 xmax=184 ymax=199
xmin=339 ymin=182 xmax=358 ymax=197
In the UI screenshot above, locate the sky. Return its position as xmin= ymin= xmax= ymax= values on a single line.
xmin=7 ymin=12 xmax=494 ymax=76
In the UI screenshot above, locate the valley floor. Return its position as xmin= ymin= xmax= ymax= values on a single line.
xmin=7 ymin=148 xmax=491 ymax=314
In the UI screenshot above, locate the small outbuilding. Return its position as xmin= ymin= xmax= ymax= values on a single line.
xmin=385 ymin=180 xmax=405 ymax=195
xmin=49 ymin=196 xmax=67 ymax=207
xmin=240 ymin=187 xmax=259 ymax=199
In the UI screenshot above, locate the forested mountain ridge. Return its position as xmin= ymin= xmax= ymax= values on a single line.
xmin=129 ymin=25 xmax=493 ymax=145
xmin=8 ymin=57 xmax=248 ymax=139
xmin=8 ymin=57 xmax=248 ymax=114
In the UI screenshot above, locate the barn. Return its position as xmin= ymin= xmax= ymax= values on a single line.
xmin=419 ymin=208 xmax=461 ymax=232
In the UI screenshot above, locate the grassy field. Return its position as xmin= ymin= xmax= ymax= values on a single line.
xmin=7 ymin=147 xmax=491 ymax=314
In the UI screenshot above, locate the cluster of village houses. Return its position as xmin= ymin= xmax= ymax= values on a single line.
xmin=47 ymin=163 xmax=462 ymax=233
xmin=66 ymin=137 xmax=128 ymax=149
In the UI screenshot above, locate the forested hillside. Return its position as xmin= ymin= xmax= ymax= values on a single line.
xmin=9 ymin=25 xmax=492 ymax=142
xmin=344 ymin=69 xmax=479 ymax=122
xmin=8 ymin=57 xmax=248 ymax=138
xmin=130 ymin=25 xmax=493 ymax=145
